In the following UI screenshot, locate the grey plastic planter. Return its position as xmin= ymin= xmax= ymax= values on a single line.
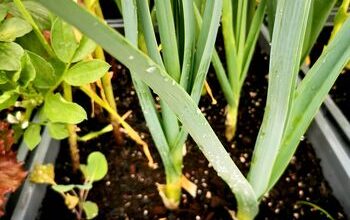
xmin=259 ymin=25 xmax=350 ymax=217
xmin=5 ymin=127 xmax=60 ymax=220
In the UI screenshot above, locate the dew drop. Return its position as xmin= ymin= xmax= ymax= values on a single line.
xmin=146 ymin=66 xmax=156 ymax=73
xmin=128 ymin=55 xmax=134 ymax=60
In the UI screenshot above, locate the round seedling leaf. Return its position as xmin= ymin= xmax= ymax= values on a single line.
xmin=83 ymin=201 xmax=98 ymax=219
xmin=86 ymin=151 xmax=108 ymax=182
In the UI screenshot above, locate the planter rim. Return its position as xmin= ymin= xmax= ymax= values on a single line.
xmin=7 ymin=127 xmax=60 ymax=220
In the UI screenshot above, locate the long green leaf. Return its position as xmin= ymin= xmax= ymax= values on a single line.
xmin=179 ymin=0 xmax=195 ymax=92
xmin=36 ymin=0 xmax=258 ymax=218
xmin=301 ymin=0 xmax=337 ymax=62
xmin=248 ymin=0 xmax=312 ymax=199
xmin=172 ymin=0 xmax=223 ymax=157
xmin=122 ymin=0 xmax=177 ymax=180
xmin=268 ymin=17 xmax=350 ymax=191
xmin=155 ymin=0 xmax=181 ymax=82
xmin=241 ymin=0 xmax=267 ymax=84
xmin=222 ymin=0 xmax=239 ymax=91
xmin=136 ymin=0 xmax=179 ymax=147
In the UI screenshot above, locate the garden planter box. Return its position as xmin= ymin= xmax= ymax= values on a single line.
xmin=260 ymin=24 xmax=350 ymax=217
xmin=4 ymin=127 xmax=59 ymax=220
xmin=32 ymin=20 xmax=347 ymax=219
xmin=4 ymin=18 xmax=348 ymax=219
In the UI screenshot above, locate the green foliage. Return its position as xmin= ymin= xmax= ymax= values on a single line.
xmin=0 ymin=4 xmax=8 ymax=22
xmin=37 ymin=0 xmax=350 ymax=219
xmin=64 ymin=60 xmax=110 ymax=86
xmin=23 ymin=123 xmax=41 ymax=150
xmin=7 ymin=1 xmax=52 ymax=30
xmin=0 ymin=17 xmax=31 ymax=42
xmin=211 ymin=0 xmax=267 ymax=140
xmin=26 ymin=51 xmax=56 ymax=88
xmin=47 ymin=122 xmax=69 ymax=140
xmin=81 ymin=151 xmax=108 ymax=182
xmin=83 ymin=201 xmax=98 ymax=220
xmin=71 ymin=36 xmax=96 ymax=62
xmin=31 ymin=151 xmax=106 ymax=219
xmin=0 ymin=91 xmax=18 ymax=111
xmin=43 ymin=93 xmax=87 ymax=124
xmin=18 ymin=52 xmax=36 ymax=87
xmin=51 ymin=18 xmax=78 ymax=63
xmin=0 ymin=42 xmax=24 ymax=71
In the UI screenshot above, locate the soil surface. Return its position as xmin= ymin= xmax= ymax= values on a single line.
xmin=36 ymin=44 xmax=347 ymax=220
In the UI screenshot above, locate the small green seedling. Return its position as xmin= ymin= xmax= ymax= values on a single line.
xmin=31 ymin=151 xmax=108 ymax=220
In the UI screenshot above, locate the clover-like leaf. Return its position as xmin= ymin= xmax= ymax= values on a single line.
xmin=51 ymin=18 xmax=78 ymax=63
xmin=0 ymin=42 xmax=24 ymax=71
xmin=0 ymin=17 xmax=32 ymax=42
xmin=64 ymin=60 xmax=110 ymax=86
xmin=27 ymin=51 xmax=56 ymax=89
xmin=44 ymin=93 xmax=87 ymax=124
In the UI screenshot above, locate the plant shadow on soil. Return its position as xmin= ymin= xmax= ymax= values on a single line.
xmin=37 ymin=44 xmax=347 ymax=220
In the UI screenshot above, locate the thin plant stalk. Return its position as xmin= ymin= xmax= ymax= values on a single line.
xmin=63 ymin=82 xmax=80 ymax=171
xmin=83 ymin=0 xmax=123 ymax=145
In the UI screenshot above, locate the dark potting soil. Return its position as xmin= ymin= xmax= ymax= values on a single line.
xmin=37 ymin=46 xmax=346 ymax=220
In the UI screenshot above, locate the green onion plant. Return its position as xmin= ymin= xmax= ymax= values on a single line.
xmin=208 ymin=0 xmax=267 ymax=141
xmin=37 ymin=0 xmax=350 ymax=219
xmin=118 ymin=0 xmax=222 ymax=208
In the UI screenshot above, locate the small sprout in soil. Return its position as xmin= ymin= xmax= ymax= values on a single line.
xmin=30 ymin=151 xmax=107 ymax=220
